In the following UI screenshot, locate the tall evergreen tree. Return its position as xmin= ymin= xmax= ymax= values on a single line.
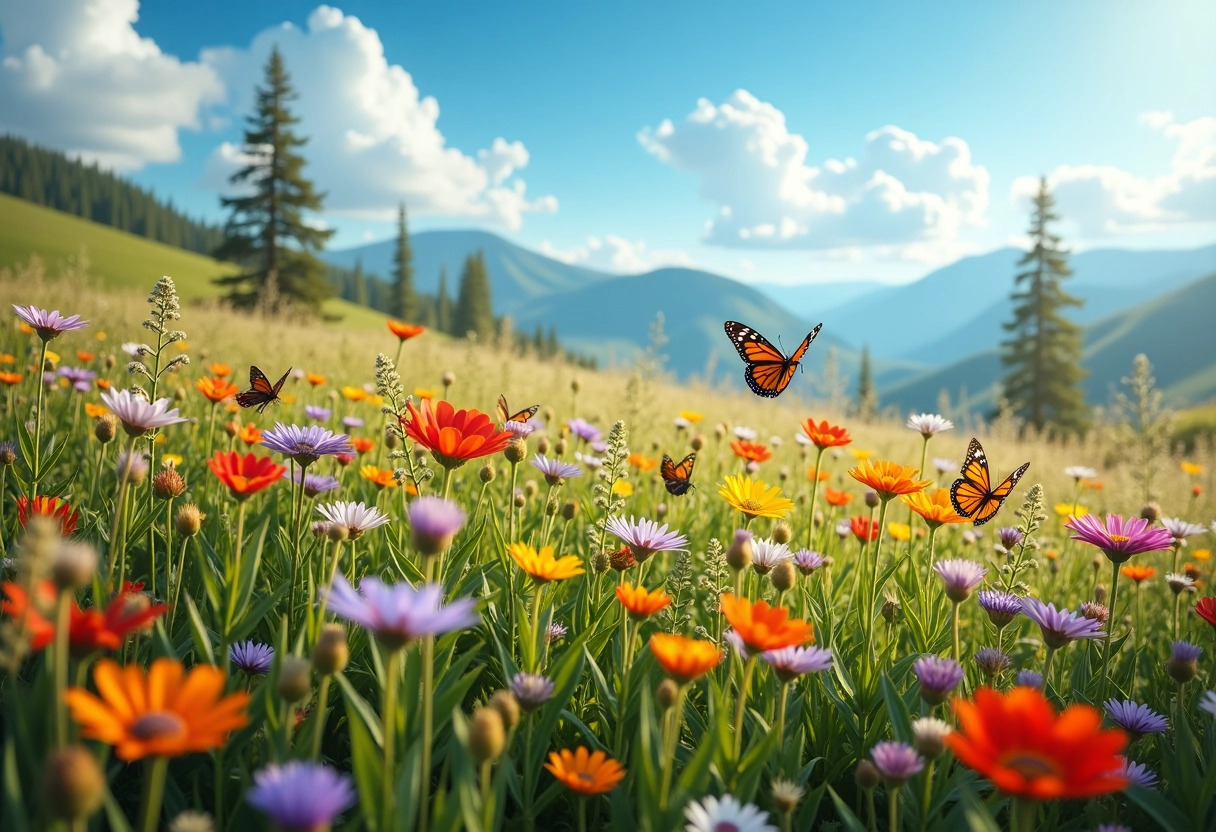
xmin=352 ymin=257 xmax=368 ymax=307
xmin=999 ymin=177 xmax=1089 ymax=435
xmin=855 ymin=345 xmax=877 ymax=418
xmin=389 ymin=203 xmax=419 ymax=321
xmin=452 ymin=252 xmax=495 ymax=338
xmin=435 ymin=267 xmax=452 ymax=333
xmin=214 ymin=47 xmax=334 ymax=314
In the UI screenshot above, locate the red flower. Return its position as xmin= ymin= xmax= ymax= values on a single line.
xmin=207 ymin=451 xmax=287 ymax=500
xmin=1196 ymin=596 xmax=1216 ymax=628
xmin=16 ymin=496 xmax=79 ymax=536
xmin=387 ymin=320 xmax=425 ymax=341
xmin=400 ymin=398 xmax=513 ymax=469
xmin=851 ymin=515 xmax=879 ymax=542
xmin=1 ymin=581 xmax=168 ymax=653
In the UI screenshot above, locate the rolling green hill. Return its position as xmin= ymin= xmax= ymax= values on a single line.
xmin=0 ymin=193 xmax=384 ymax=330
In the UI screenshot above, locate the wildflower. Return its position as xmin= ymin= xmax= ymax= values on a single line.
xmin=305 ymin=372 xmax=325 ymax=387
xmin=850 ymin=516 xmax=880 ymax=542
xmin=262 ymin=424 xmax=353 ymax=467
xmin=530 ymin=454 xmax=582 ymax=484
xmin=718 ymin=473 xmax=794 ymax=520
xmin=1055 ymin=503 xmax=1088 ymax=520
xmin=510 ymin=673 xmax=556 ymax=710
xmin=246 ymin=761 xmax=355 ymax=832
xmin=821 ymin=488 xmax=852 ymax=508
xmin=116 ymin=448 xmax=149 ymax=485
xmin=933 ymin=559 xmax=987 ymax=602
xmin=400 ymin=399 xmax=512 ymax=469
xmin=1161 ymin=517 xmax=1207 ymax=544
xmin=340 ymin=386 xmax=366 ymax=402
xmin=911 ymin=717 xmax=953 ymax=759
xmin=996 ymin=527 xmax=1025 ymax=552
xmin=974 ymin=647 xmax=1011 ymax=677
xmin=12 ymin=305 xmax=88 ymax=340
xmin=544 ymin=747 xmax=625 ymax=795
xmin=946 ymin=686 xmax=1127 ymax=798
xmin=615 ymin=582 xmax=671 ymax=618
xmin=750 ymin=537 xmax=792 ymax=575
xmin=508 ymin=542 xmax=585 ymax=582
xmin=1200 ymin=691 xmax=1216 ymax=718
xmin=315 ymin=502 xmax=390 ymax=540
xmin=1064 ymin=466 xmax=1097 ymax=480
xmin=387 ymin=320 xmax=425 ymax=341
xmin=64 ymin=658 xmax=249 ymax=760
xmin=1103 ymin=700 xmax=1167 ymax=741
xmin=16 ymin=495 xmax=80 ymax=536
xmin=1166 ymin=641 xmax=1201 ymax=683
xmin=800 ymin=419 xmax=851 ymax=448
xmin=720 ymin=594 xmax=813 ymax=654
xmin=320 ymin=575 xmax=478 ymax=650
xmin=229 ymin=641 xmax=275 ymax=676
xmin=869 ymin=741 xmax=924 ymax=788
xmin=208 ymin=452 xmax=287 ymax=500
xmin=792 ymin=549 xmax=824 ymax=574
xmin=1021 ymin=598 xmax=1104 ymax=648
xmin=1 ymin=580 xmax=167 ymax=652
xmin=761 ymin=645 xmax=833 ymax=683
xmin=195 ymin=377 xmax=239 ymax=403
xmin=359 ymin=465 xmax=397 ymax=488
xmin=848 ymin=460 xmax=931 ymax=501
xmin=731 ymin=440 xmax=772 ymax=463
xmin=684 ymin=794 xmax=777 ymax=832
xmin=649 ymin=633 xmax=722 ymax=683
xmin=283 ymin=469 xmax=340 ymax=498
xmin=408 ymin=497 xmax=465 ymax=556
xmin=906 ymin=413 xmax=954 ymax=437
xmin=1166 ymin=573 xmax=1195 ymax=594
xmin=1066 ymin=513 xmax=1174 ymax=564
xmin=913 ymin=655 xmax=965 ymax=705
xmin=100 ymin=389 xmax=188 ymax=436
xmin=238 ymin=422 xmax=263 ymax=445
xmin=1016 ymin=670 xmax=1044 ymax=689
xmin=1196 ymin=596 xmax=1216 ymax=627
xmin=1120 ymin=758 xmax=1157 ymax=789
xmin=627 ymin=452 xmax=657 ymax=471
xmin=304 ymin=405 xmax=332 ymax=422
xmin=565 ymin=418 xmax=602 ymax=444
xmin=546 ymin=622 xmax=567 ymax=643
xmin=933 ymin=457 xmax=955 ymax=474
xmin=605 ymin=516 xmax=689 ymax=562
xmin=0 ymin=371 xmax=22 ymax=385
xmin=977 ymin=590 xmax=1022 ymax=628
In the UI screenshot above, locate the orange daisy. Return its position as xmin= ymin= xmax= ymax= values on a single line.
xmin=1120 ymin=565 xmax=1155 ymax=583
xmin=649 ymin=633 xmax=723 ymax=683
xmin=84 ymin=402 xmax=109 ymax=419
xmin=76 ymin=351 xmax=95 ymax=363
xmin=627 ymin=452 xmax=657 ymax=472
xmin=0 ymin=371 xmax=22 ymax=385
xmin=615 ymin=582 xmax=671 ymax=618
xmin=720 ymin=593 xmax=813 ymax=653
xmin=387 ymin=320 xmax=426 ymax=341
xmin=901 ymin=489 xmax=968 ymax=527
xmin=341 ymin=386 xmax=368 ymax=402
xmin=95 ymin=379 xmax=110 ymax=390
xmin=848 ymin=460 xmax=931 ymax=500
xmin=544 ymin=747 xmax=625 ymax=795
xmin=800 ymin=419 xmax=851 ymax=449
xmin=1 ymin=580 xmax=168 ymax=653
xmin=360 ymin=465 xmax=397 ymax=488
xmin=238 ymin=423 xmax=263 ymax=445
xmin=509 ymin=543 xmax=585 ymax=583
xmin=0 ymin=353 xmax=14 ymax=364
xmin=823 ymin=487 xmax=854 ymax=507
xmin=306 ymin=372 xmax=326 ymax=387
xmin=946 ymin=686 xmax=1127 ymax=799
xmin=65 ymin=658 xmax=250 ymax=761
xmin=807 ymin=467 xmax=831 ymax=482
xmin=207 ymin=362 xmax=232 ymax=378
xmin=730 ymin=440 xmax=772 ymax=463
xmin=195 ymin=376 xmax=239 ymax=403
xmin=400 ymin=398 xmax=513 ymax=469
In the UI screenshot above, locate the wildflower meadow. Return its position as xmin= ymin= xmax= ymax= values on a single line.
xmin=2 ymin=272 xmax=1215 ymax=832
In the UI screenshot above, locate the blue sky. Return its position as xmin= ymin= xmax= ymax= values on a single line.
xmin=1 ymin=0 xmax=1214 ymax=284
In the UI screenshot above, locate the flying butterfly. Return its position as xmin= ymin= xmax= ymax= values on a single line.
xmin=949 ymin=438 xmax=1030 ymax=526
xmin=724 ymin=320 xmax=824 ymax=398
xmin=660 ymin=453 xmax=696 ymax=496
xmin=496 ymin=393 xmax=540 ymax=426
xmin=236 ymin=365 xmax=291 ymax=413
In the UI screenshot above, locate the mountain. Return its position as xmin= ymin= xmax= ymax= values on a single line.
xmin=751 ymin=278 xmax=887 ymax=319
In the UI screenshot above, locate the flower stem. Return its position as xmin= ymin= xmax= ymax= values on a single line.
xmin=30 ymin=339 xmax=49 ymax=501
xmin=106 ymin=434 xmax=139 ymax=591
xmin=311 ymin=675 xmax=332 ymax=762
xmin=888 ymin=785 xmax=901 ymax=832
xmin=381 ymin=647 xmax=401 ymax=832
xmin=732 ymin=655 xmax=757 ymax=766
xmin=419 ymin=633 xmax=435 ymax=832
xmin=806 ymin=445 xmax=826 ymax=550
xmin=658 ymin=683 xmax=688 ymax=811
xmin=1098 ymin=559 xmax=1120 ymax=703
xmin=53 ymin=590 xmax=72 ymax=748
xmin=137 ymin=756 xmax=169 ymax=832
xmin=951 ymin=602 xmax=961 ymax=664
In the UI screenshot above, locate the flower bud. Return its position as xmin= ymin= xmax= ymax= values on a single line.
xmin=441 ymin=371 xmax=455 ymax=388
xmin=168 ymin=810 xmax=215 ymax=832
xmin=592 ymin=551 xmax=612 ymax=573
xmin=554 ymin=438 xmax=568 ymax=456
xmin=726 ymin=530 xmax=752 ymax=572
xmin=911 ymin=717 xmax=951 ymax=760
xmin=855 ymin=759 xmax=880 ymax=790
xmin=276 ymin=656 xmax=312 ymax=703
xmin=50 ymin=541 xmax=98 ymax=591
xmin=489 ymin=690 xmax=521 ymax=730
xmin=545 ymin=498 xmax=558 ymax=517
xmin=504 ymin=439 xmax=527 ymax=464
xmin=690 ymin=434 xmax=705 ymax=451
xmin=881 ymin=594 xmax=900 ymax=624
xmin=327 ymin=523 xmax=350 ymax=543
xmin=513 ymin=492 xmax=526 ymax=508
xmin=384 ymin=427 xmax=399 ymax=450
xmin=864 ymin=491 xmax=880 ymax=508
xmin=523 ymin=480 xmax=538 ymax=498
xmin=1080 ymin=602 xmax=1109 ymax=624
xmin=94 ymin=413 xmax=117 ymax=444
xmin=570 ymin=378 xmax=580 ymax=393
xmin=769 ymin=559 xmax=797 ymax=593
xmin=770 ymin=778 xmax=804 ymax=815
xmin=1139 ymin=502 xmax=1161 ymax=523
xmin=479 ymin=463 xmax=496 ymax=483
xmin=469 ymin=706 xmax=506 ymax=763
xmin=312 ymin=624 xmax=349 ymax=676
xmin=174 ymin=503 xmax=203 ymax=537
xmin=41 ymin=746 xmax=105 ymax=822
xmin=656 ymin=678 xmax=680 ymax=710
xmin=535 ymin=436 xmax=550 ymax=455
xmin=771 ymin=521 xmax=792 ymax=545
xmin=561 ymin=499 xmax=578 ymax=521
xmin=153 ymin=468 xmax=186 ymax=500
xmin=0 ymin=444 xmax=15 ymax=466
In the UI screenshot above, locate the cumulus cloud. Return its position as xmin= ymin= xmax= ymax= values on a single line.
xmin=537 ymin=235 xmax=696 ymax=273
xmin=0 ymin=0 xmax=224 ymax=170
xmin=200 ymin=6 xmax=556 ymax=229
xmin=637 ymin=90 xmax=989 ymax=256
xmin=1011 ymin=111 xmax=1216 ymax=235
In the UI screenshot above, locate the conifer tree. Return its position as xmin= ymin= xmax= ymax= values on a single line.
xmin=452 ymin=251 xmax=494 ymax=338
xmin=855 ymin=345 xmax=877 ymax=418
xmin=999 ymin=177 xmax=1089 ymax=435
xmin=390 ymin=203 xmax=418 ymax=321
xmin=435 ymin=267 xmax=452 ymax=333
xmin=352 ymin=257 xmax=368 ymax=307
xmin=214 ymin=47 xmax=333 ymax=314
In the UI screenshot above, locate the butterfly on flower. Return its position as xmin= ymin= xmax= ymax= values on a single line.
xmin=724 ymin=321 xmax=823 ymax=398
xmin=236 ymin=366 xmax=290 ymax=413
xmin=949 ymin=438 xmax=1030 ymax=526
xmin=660 ymin=453 xmax=696 ymax=496
xmin=496 ymin=394 xmax=539 ymax=426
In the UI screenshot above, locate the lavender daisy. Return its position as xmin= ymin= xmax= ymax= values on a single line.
xmin=761 ymin=645 xmax=833 ymax=683
xmin=977 ymin=590 xmax=1022 ymax=628
xmin=320 ymin=575 xmax=479 ymax=650
xmin=408 ymin=496 xmax=466 ymax=556
xmin=246 ymin=761 xmax=355 ymax=832
xmin=1120 ymin=758 xmax=1158 ymax=789
xmin=1021 ymin=597 xmax=1104 ymax=648
xmin=995 ymin=527 xmax=1024 ymax=552
xmin=341 ymin=416 xmax=364 ymax=429
xmin=284 ymin=468 xmax=341 ymax=498
xmin=906 ymin=413 xmax=953 ymax=437
xmin=792 ymin=549 xmax=824 ymax=575
xmin=12 ymin=305 xmax=88 ymax=340
xmin=1065 ymin=513 xmax=1173 ymax=564
xmin=510 ymin=672 xmax=555 ymax=711
xmin=1103 ymin=699 xmax=1168 ymax=740
xmin=229 ymin=640 xmax=275 ymax=676
xmin=1015 ymin=670 xmax=1044 ymax=689
xmin=262 ymin=423 xmax=354 ymax=467
xmin=530 ymin=454 xmax=582 ymax=484
xmin=933 ymin=559 xmax=986 ymax=603
xmin=751 ymin=537 xmax=792 ymax=575
xmin=315 ymin=501 xmax=390 ymax=540
xmin=304 ymin=405 xmax=332 ymax=422
xmin=116 ymin=448 xmax=149 ymax=484
xmin=566 ymin=418 xmax=601 ymax=443
xmin=504 ymin=419 xmax=535 ymax=438
xmin=101 ymin=388 xmax=189 ymax=436
xmin=870 ymin=741 xmax=924 ymax=787
xmin=604 ymin=515 xmax=689 ymax=562
xmin=684 ymin=795 xmax=777 ymax=832
xmin=974 ymin=647 xmax=1011 ymax=678
xmin=59 ymin=367 xmax=95 ymax=388
xmin=913 ymin=655 xmax=965 ymax=705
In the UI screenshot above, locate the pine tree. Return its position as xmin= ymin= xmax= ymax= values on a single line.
xmin=352 ymin=257 xmax=369 ymax=307
xmin=855 ymin=345 xmax=877 ymax=418
xmin=389 ymin=203 xmax=418 ymax=321
xmin=452 ymin=252 xmax=495 ymax=338
xmin=435 ymin=267 xmax=452 ymax=333
xmin=999 ymin=177 xmax=1089 ymax=436
xmin=214 ymin=47 xmax=334 ymax=314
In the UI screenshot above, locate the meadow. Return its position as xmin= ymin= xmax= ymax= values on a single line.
xmin=1 ymin=259 xmax=1214 ymax=832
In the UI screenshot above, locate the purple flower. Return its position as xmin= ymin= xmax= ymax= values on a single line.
xmin=229 ymin=640 xmax=274 ymax=675
xmin=408 ymin=496 xmax=466 ymax=555
xmin=530 ymin=454 xmax=582 ymax=484
xmin=1120 ymin=758 xmax=1158 ymax=789
xmin=590 ymin=439 xmax=609 ymax=454
xmin=913 ymin=655 xmax=965 ymax=705
xmin=1015 ymin=670 xmax=1043 ymax=689
xmin=1170 ymin=640 xmax=1202 ymax=662
xmin=974 ymin=647 xmax=1011 ymax=677
xmin=1095 ymin=825 xmax=1132 ymax=832
xmin=284 ymin=468 xmax=341 ymax=497
xmin=1167 ymin=640 xmax=1202 ymax=683
xmin=304 ymin=405 xmax=332 ymax=422
xmin=342 ymin=416 xmax=364 ymax=429
xmin=870 ymin=741 xmax=924 ymax=786
xmin=0 ymin=441 xmax=17 ymax=465
xmin=510 ymin=672 xmax=555 ymax=711
xmin=604 ymin=515 xmax=689 ymax=562
xmin=792 ymin=549 xmax=824 ymax=575
xmin=262 ymin=423 xmax=354 ymax=467
xmin=316 ymin=501 xmax=390 ymax=539
xmin=1065 ymin=513 xmax=1174 ymax=564
xmin=58 ymin=367 xmax=95 ymax=384
xmin=101 ymin=388 xmax=189 ymax=435
xmin=566 ymin=418 xmax=601 ymax=443
xmin=751 ymin=537 xmax=792 ymax=575
xmin=996 ymin=527 xmax=1024 ymax=551
xmin=1161 ymin=517 xmax=1207 ymax=542
xmin=977 ymin=590 xmax=1022 ymax=628
xmin=1021 ymin=597 xmax=1104 ymax=649
xmin=933 ymin=559 xmax=986 ymax=602
xmin=12 ymin=305 xmax=88 ymax=340
xmin=246 ymin=761 xmax=355 ymax=832
xmin=504 ymin=419 xmax=535 ymax=438
xmin=320 ymin=574 xmax=478 ymax=650
xmin=761 ymin=645 xmax=833 ymax=683
xmin=116 ymin=448 xmax=149 ymax=484
xmin=1104 ymin=699 xmax=1168 ymax=740
xmin=546 ymin=621 xmax=568 ymax=643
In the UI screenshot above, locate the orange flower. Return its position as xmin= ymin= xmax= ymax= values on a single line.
xmin=0 ymin=353 xmax=13 ymax=364
xmin=17 ymin=496 xmax=79 ymax=536
xmin=84 ymin=402 xmax=109 ymax=418
xmin=946 ymin=686 xmax=1127 ymax=799
xmin=65 ymin=658 xmax=249 ymax=761
xmin=615 ymin=582 xmax=671 ymax=618
xmin=627 ymin=452 xmax=657 ymax=472
xmin=360 ymin=465 xmax=397 ymax=488
xmin=195 ymin=376 xmax=240 ymax=403
xmin=731 ymin=440 xmax=772 ymax=463
xmin=76 ymin=351 xmax=95 ymax=363
xmin=342 ymin=386 xmax=367 ymax=402
xmin=649 ymin=633 xmax=723 ymax=683
xmin=824 ymin=488 xmax=854 ymax=507
xmin=207 ymin=362 xmax=232 ymax=378
xmin=400 ymin=398 xmax=513 ymax=469
xmin=95 ymin=378 xmax=111 ymax=390
xmin=1 ymin=581 xmax=168 ymax=653
xmin=850 ymin=516 xmax=879 ymax=542
xmin=414 ymin=388 xmax=437 ymax=401
xmin=238 ymin=423 xmax=263 ymax=445
xmin=509 ymin=543 xmax=584 ymax=583
xmin=801 ymin=419 xmax=851 ymax=449
xmin=306 ymin=372 xmax=326 ymax=387
xmin=901 ymin=489 xmax=968 ymax=527
xmin=848 ymin=460 xmax=931 ymax=500
xmin=207 ymin=451 xmax=286 ymax=500
xmin=720 ymin=593 xmax=813 ymax=653
xmin=1121 ymin=565 xmax=1155 ymax=583
xmin=807 ymin=466 xmax=830 ymax=482
xmin=351 ymin=436 xmax=375 ymax=454
xmin=387 ymin=320 xmax=426 ymax=341
xmin=544 ymin=747 xmax=625 ymax=795
xmin=1181 ymin=461 xmax=1203 ymax=476
xmin=0 ymin=371 xmax=22 ymax=385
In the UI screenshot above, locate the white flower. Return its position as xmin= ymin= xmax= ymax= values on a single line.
xmin=1200 ymin=691 xmax=1216 ymax=718
xmin=684 ymin=794 xmax=777 ymax=832
xmin=732 ymin=425 xmax=758 ymax=441
xmin=906 ymin=413 xmax=954 ymax=437
xmin=751 ymin=537 xmax=792 ymax=572
xmin=101 ymin=388 xmax=188 ymax=434
xmin=1161 ymin=517 xmax=1207 ymax=540
xmin=316 ymin=501 xmax=391 ymax=539
xmin=1063 ymin=466 xmax=1097 ymax=480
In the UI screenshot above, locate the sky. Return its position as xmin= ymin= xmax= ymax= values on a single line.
xmin=1 ymin=0 xmax=1214 ymax=286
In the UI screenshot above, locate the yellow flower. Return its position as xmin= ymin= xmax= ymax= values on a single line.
xmin=175 ymin=341 xmax=189 ymax=351
xmin=360 ymin=465 xmax=397 ymax=488
xmin=341 ymin=386 xmax=367 ymax=402
xmin=612 ymin=480 xmax=634 ymax=497
xmin=94 ymin=331 xmax=107 ymax=341
xmin=367 ymin=394 xmax=385 ymax=408
xmin=1054 ymin=503 xmax=1088 ymax=520
xmin=1193 ymin=548 xmax=1211 ymax=562
xmin=678 ymin=410 xmax=703 ymax=424
xmin=887 ymin=522 xmax=911 ymax=542
xmin=508 ymin=543 xmax=585 ymax=583
xmin=848 ymin=448 xmax=873 ymax=461
xmin=162 ymin=453 xmax=183 ymax=468
xmin=414 ymin=388 xmax=437 ymax=401
xmin=84 ymin=402 xmax=109 ymax=419
xmin=718 ymin=473 xmax=794 ymax=520
xmin=901 ymin=489 xmax=968 ymax=527
xmin=44 ymin=349 xmax=60 ymax=364
xmin=1181 ymin=461 xmax=1203 ymax=476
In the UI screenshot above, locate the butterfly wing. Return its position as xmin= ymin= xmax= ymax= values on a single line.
xmin=971 ymin=461 xmax=1030 ymax=526
xmin=237 ymin=365 xmax=289 ymax=412
xmin=497 ymin=394 xmax=539 ymax=425
xmin=270 ymin=367 xmax=291 ymax=395
xmin=496 ymin=394 xmax=510 ymax=424
xmin=661 ymin=453 xmax=696 ymax=496
xmin=950 ymin=438 xmax=992 ymax=518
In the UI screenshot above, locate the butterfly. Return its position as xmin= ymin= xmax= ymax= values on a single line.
xmin=724 ymin=320 xmax=823 ymax=398
xmin=236 ymin=365 xmax=291 ymax=413
xmin=496 ymin=393 xmax=539 ymax=426
xmin=949 ymin=438 xmax=1030 ymax=526
xmin=660 ymin=453 xmax=696 ymax=496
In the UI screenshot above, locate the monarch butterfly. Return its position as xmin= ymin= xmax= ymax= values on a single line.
xmin=724 ymin=320 xmax=823 ymax=398
xmin=496 ymin=394 xmax=539 ymax=426
xmin=236 ymin=365 xmax=291 ymax=413
xmin=660 ymin=453 xmax=696 ymax=496
xmin=949 ymin=438 xmax=1030 ymax=526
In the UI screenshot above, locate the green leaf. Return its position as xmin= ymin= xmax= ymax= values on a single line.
xmin=827 ymin=785 xmax=871 ymax=832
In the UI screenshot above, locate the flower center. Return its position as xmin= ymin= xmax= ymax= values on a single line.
xmin=1108 ymin=534 xmax=1130 ymax=543
xmin=576 ymin=772 xmax=596 ymax=784
xmin=712 ymin=823 xmax=742 ymax=832
xmin=999 ymin=751 xmax=1060 ymax=780
xmin=129 ymin=711 xmax=186 ymax=742
xmin=741 ymin=499 xmax=763 ymax=513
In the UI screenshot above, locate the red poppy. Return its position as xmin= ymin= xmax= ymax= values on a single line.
xmin=1 ymin=581 xmax=168 ymax=653
xmin=851 ymin=515 xmax=879 ymax=542
xmin=400 ymin=398 xmax=513 ymax=469
xmin=207 ymin=451 xmax=287 ymax=500
xmin=16 ymin=496 xmax=79 ymax=536
xmin=1196 ymin=596 xmax=1216 ymax=628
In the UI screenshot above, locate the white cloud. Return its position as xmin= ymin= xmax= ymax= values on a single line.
xmin=200 ymin=6 xmax=556 ymax=229
xmin=537 ymin=235 xmax=695 ymax=273
xmin=0 ymin=0 xmax=224 ymax=170
xmin=1010 ymin=112 xmax=1216 ymax=235
xmin=637 ymin=90 xmax=989 ymax=258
